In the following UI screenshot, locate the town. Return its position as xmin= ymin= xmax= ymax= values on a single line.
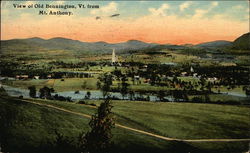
xmin=1 ymin=45 xmax=249 ymax=104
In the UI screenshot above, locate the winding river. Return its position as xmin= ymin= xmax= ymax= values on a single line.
xmin=2 ymin=85 xmax=176 ymax=102
xmin=1 ymin=84 xmax=248 ymax=102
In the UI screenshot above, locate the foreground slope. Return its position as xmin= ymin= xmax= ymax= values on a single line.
xmin=1 ymin=94 xmax=250 ymax=153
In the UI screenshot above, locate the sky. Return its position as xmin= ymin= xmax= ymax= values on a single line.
xmin=1 ymin=1 xmax=249 ymax=44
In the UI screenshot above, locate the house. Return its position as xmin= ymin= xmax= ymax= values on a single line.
xmin=190 ymin=66 xmax=194 ymax=73
xmin=207 ymin=77 xmax=218 ymax=81
xmin=144 ymin=79 xmax=150 ymax=83
xmin=21 ymin=75 xmax=29 ymax=79
xmin=47 ymin=75 xmax=52 ymax=79
xmin=181 ymin=72 xmax=187 ymax=76
xmin=16 ymin=75 xmax=29 ymax=80
xmin=16 ymin=75 xmax=20 ymax=80
xmin=134 ymin=75 xmax=140 ymax=80
xmin=34 ymin=76 xmax=40 ymax=80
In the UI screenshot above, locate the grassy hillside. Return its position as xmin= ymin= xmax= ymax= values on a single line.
xmin=1 ymin=94 xmax=250 ymax=153
xmin=233 ymin=32 xmax=250 ymax=50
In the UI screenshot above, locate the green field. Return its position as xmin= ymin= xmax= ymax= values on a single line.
xmin=3 ymin=78 xmax=99 ymax=92
xmin=1 ymin=93 xmax=249 ymax=153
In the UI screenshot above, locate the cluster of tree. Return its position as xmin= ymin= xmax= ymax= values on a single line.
xmin=28 ymin=86 xmax=72 ymax=102
xmin=48 ymin=61 xmax=100 ymax=68
xmin=0 ymin=61 xmax=51 ymax=77
xmin=195 ymin=66 xmax=250 ymax=85
xmin=49 ymin=72 xmax=93 ymax=79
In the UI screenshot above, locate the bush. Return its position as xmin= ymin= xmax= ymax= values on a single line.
xmin=89 ymin=103 xmax=97 ymax=106
xmin=78 ymin=100 xmax=86 ymax=104
xmin=191 ymin=96 xmax=203 ymax=103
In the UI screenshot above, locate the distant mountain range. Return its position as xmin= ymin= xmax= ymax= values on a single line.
xmin=0 ymin=37 xmax=187 ymax=54
xmin=194 ymin=32 xmax=250 ymax=50
xmin=195 ymin=40 xmax=232 ymax=49
xmin=1 ymin=32 xmax=249 ymax=54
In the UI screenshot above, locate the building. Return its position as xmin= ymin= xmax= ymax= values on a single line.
xmin=16 ymin=75 xmax=29 ymax=80
xmin=190 ymin=66 xmax=194 ymax=73
xmin=112 ymin=49 xmax=118 ymax=63
xmin=34 ymin=76 xmax=40 ymax=80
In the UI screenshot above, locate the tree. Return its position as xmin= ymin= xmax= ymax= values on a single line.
xmin=39 ymin=86 xmax=54 ymax=99
xmin=85 ymin=91 xmax=91 ymax=99
xmin=157 ymin=90 xmax=165 ymax=102
xmin=129 ymin=91 xmax=135 ymax=101
xmin=204 ymin=94 xmax=211 ymax=103
xmin=84 ymin=98 xmax=115 ymax=153
xmin=120 ymin=75 xmax=129 ymax=99
xmin=243 ymin=86 xmax=250 ymax=97
xmin=98 ymin=73 xmax=113 ymax=98
xmin=28 ymin=86 xmax=36 ymax=98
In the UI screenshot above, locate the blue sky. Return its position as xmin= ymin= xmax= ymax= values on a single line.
xmin=2 ymin=1 xmax=249 ymax=21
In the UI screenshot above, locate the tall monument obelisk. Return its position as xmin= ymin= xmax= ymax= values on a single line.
xmin=112 ymin=49 xmax=116 ymax=63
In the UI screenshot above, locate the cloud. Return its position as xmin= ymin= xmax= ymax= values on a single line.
xmin=148 ymin=4 xmax=170 ymax=16
xmin=232 ymin=5 xmax=243 ymax=10
xmin=211 ymin=1 xmax=218 ymax=7
xmin=179 ymin=2 xmax=192 ymax=11
xmin=55 ymin=1 xmax=65 ymax=5
xmin=193 ymin=1 xmax=218 ymax=19
xmin=25 ymin=1 xmax=35 ymax=6
xmin=193 ymin=9 xmax=208 ymax=19
xmin=90 ymin=2 xmax=117 ymax=15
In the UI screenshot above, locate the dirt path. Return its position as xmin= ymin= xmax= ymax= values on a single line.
xmin=20 ymin=99 xmax=250 ymax=143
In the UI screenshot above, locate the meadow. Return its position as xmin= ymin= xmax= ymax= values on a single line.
xmin=1 ymin=92 xmax=249 ymax=153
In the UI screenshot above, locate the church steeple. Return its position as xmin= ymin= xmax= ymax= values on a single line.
xmin=112 ymin=49 xmax=117 ymax=63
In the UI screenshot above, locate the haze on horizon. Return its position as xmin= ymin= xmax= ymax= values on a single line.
xmin=1 ymin=1 xmax=249 ymax=45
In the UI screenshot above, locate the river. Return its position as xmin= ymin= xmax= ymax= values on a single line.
xmin=2 ymin=85 xmax=176 ymax=102
xmin=2 ymin=85 xmax=248 ymax=102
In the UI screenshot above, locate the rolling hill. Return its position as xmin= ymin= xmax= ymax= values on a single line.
xmin=0 ymin=37 xmax=187 ymax=55
xmin=0 ymin=37 xmax=160 ymax=54
xmin=195 ymin=40 xmax=232 ymax=49
xmin=232 ymin=32 xmax=250 ymax=50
